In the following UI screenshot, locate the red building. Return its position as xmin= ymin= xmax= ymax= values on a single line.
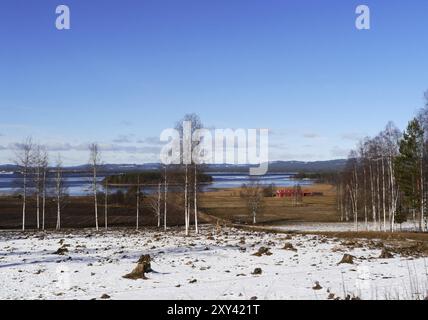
xmin=275 ymin=189 xmax=323 ymax=198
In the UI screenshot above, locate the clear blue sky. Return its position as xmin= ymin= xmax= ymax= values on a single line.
xmin=0 ymin=0 xmax=427 ymax=165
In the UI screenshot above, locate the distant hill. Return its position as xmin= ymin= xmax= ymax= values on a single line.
xmin=265 ymin=159 xmax=347 ymax=173
xmin=203 ymin=160 xmax=346 ymax=173
xmin=0 ymin=164 xmax=18 ymax=172
xmin=0 ymin=159 xmax=347 ymax=174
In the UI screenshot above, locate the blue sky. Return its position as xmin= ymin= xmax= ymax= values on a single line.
xmin=0 ymin=0 xmax=427 ymax=165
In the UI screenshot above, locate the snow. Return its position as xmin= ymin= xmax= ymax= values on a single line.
xmin=264 ymin=221 xmax=420 ymax=233
xmin=0 ymin=226 xmax=427 ymax=300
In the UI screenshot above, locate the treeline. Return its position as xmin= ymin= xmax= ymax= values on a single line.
xmin=294 ymin=172 xmax=339 ymax=184
xmin=338 ymin=91 xmax=428 ymax=232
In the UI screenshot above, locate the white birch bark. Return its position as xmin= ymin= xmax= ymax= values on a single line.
xmin=136 ymin=175 xmax=140 ymax=231
xmin=381 ymin=156 xmax=386 ymax=232
xmin=184 ymin=164 xmax=189 ymax=236
xmin=89 ymin=143 xmax=100 ymax=231
xmin=157 ymin=182 xmax=161 ymax=228
xmin=369 ymin=161 xmax=377 ymax=230
xmin=164 ymin=166 xmax=167 ymax=231
xmin=104 ymin=179 xmax=108 ymax=230
xmin=15 ymin=138 xmax=33 ymax=231
xmin=353 ymin=165 xmax=358 ymax=232
xmin=55 ymin=157 xmax=63 ymax=231
xmin=42 ymin=168 xmax=46 ymax=231
xmin=194 ymin=164 xmax=198 ymax=234
xmin=420 ymin=159 xmax=425 ymax=231
xmin=35 ymin=162 xmax=40 ymax=230
xmin=22 ymin=172 xmax=26 ymax=231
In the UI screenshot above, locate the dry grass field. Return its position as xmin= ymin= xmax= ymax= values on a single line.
xmin=0 ymin=195 xmax=184 ymax=229
xmin=199 ymin=183 xmax=339 ymax=224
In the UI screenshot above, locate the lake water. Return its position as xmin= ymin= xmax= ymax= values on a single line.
xmin=0 ymin=172 xmax=313 ymax=196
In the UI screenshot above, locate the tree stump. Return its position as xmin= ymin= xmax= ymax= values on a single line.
xmin=338 ymin=254 xmax=355 ymax=264
xmin=123 ymin=254 xmax=152 ymax=280
xmin=282 ymin=242 xmax=297 ymax=252
xmin=252 ymin=246 xmax=272 ymax=257
xmin=379 ymin=248 xmax=393 ymax=259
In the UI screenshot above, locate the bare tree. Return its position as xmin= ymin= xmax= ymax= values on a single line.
xmin=33 ymin=145 xmax=48 ymax=230
xmin=240 ymin=180 xmax=264 ymax=224
xmin=54 ymin=155 xmax=67 ymax=230
xmin=104 ymin=178 xmax=108 ymax=230
xmin=184 ymin=164 xmax=189 ymax=234
xmin=175 ymin=113 xmax=203 ymax=235
xmin=339 ymin=122 xmax=402 ymax=233
xmin=194 ymin=164 xmax=198 ymax=234
xmin=89 ymin=143 xmax=101 ymax=231
xmin=14 ymin=138 xmax=33 ymax=231
xmin=33 ymin=145 xmax=42 ymax=229
xmin=40 ymin=148 xmax=49 ymax=230
xmin=163 ymin=165 xmax=168 ymax=231
xmin=136 ymin=175 xmax=141 ymax=230
xmin=157 ymin=182 xmax=161 ymax=228
xmin=148 ymin=182 xmax=162 ymax=228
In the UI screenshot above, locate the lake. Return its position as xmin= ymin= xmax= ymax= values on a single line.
xmin=0 ymin=172 xmax=313 ymax=196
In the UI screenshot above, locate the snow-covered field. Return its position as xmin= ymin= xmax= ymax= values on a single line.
xmin=265 ymin=221 xmax=420 ymax=233
xmin=0 ymin=226 xmax=427 ymax=300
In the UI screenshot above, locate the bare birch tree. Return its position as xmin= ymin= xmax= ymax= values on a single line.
xmin=340 ymin=123 xmax=402 ymax=233
xmin=194 ymin=164 xmax=198 ymax=234
xmin=14 ymin=138 xmax=33 ymax=231
xmin=40 ymin=148 xmax=49 ymax=230
xmin=33 ymin=145 xmax=42 ymax=229
xmin=163 ymin=165 xmax=168 ymax=231
xmin=175 ymin=113 xmax=203 ymax=235
xmin=240 ymin=180 xmax=264 ymax=224
xmin=157 ymin=182 xmax=161 ymax=227
xmin=148 ymin=182 xmax=162 ymax=228
xmin=33 ymin=145 xmax=49 ymax=230
xmin=54 ymin=155 xmax=67 ymax=230
xmin=89 ymin=143 xmax=101 ymax=231
xmin=104 ymin=178 xmax=108 ymax=230
xmin=136 ymin=175 xmax=141 ymax=230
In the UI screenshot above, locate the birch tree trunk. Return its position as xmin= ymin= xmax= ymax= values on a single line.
xmin=22 ymin=173 xmax=26 ymax=231
xmin=104 ymin=180 xmax=108 ymax=230
xmin=353 ymin=165 xmax=358 ymax=231
xmin=136 ymin=175 xmax=140 ymax=231
xmin=56 ymin=192 xmax=61 ymax=231
xmin=93 ymin=166 xmax=98 ymax=231
xmin=184 ymin=164 xmax=189 ymax=236
xmin=89 ymin=143 xmax=100 ymax=231
xmin=164 ymin=166 xmax=167 ymax=231
xmin=388 ymin=157 xmax=397 ymax=232
xmin=420 ymin=159 xmax=425 ymax=231
xmin=376 ymin=160 xmax=381 ymax=230
xmin=347 ymin=185 xmax=355 ymax=228
xmin=36 ymin=165 xmax=40 ymax=229
xmin=55 ymin=161 xmax=62 ymax=231
xmin=42 ymin=169 xmax=46 ymax=231
xmin=382 ymin=156 xmax=386 ymax=232
xmin=157 ymin=182 xmax=161 ymax=228
xmin=363 ymin=164 xmax=368 ymax=230
xmin=56 ymin=199 xmax=61 ymax=230
xmin=369 ymin=161 xmax=377 ymax=230
xmin=345 ymin=184 xmax=350 ymax=222
xmin=16 ymin=138 xmax=33 ymax=231
xmin=194 ymin=164 xmax=198 ymax=234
